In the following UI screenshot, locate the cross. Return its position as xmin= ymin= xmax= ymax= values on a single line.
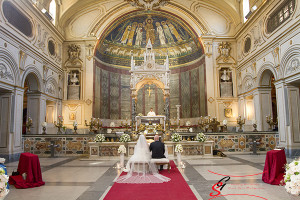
xmin=147 ymin=86 xmax=152 ymax=97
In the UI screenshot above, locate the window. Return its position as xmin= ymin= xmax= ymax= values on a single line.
xmin=243 ymin=0 xmax=250 ymax=22
xmin=267 ymin=0 xmax=295 ymax=33
xmin=49 ymin=0 xmax=56 ymax=25
xmin=3 ymin=1 xmax=33 ymax=37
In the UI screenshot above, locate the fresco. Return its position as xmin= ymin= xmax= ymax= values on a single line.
xmin=95 ymin=11 xmax=203 ymax=68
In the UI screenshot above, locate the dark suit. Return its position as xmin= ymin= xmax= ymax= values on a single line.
xmin=149 ymin=141 xmax=166 ymax=159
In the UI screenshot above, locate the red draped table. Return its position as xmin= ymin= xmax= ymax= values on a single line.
xmin=262 ymin=149 xmax=286 ymax=185
xmin=9 ymin=152 xmax=45 ymax=189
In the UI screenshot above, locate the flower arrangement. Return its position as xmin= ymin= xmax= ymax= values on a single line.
xmin=118 ymin=145 xmax=126 ymax=154
xmin=284 ymin=158 xmax=300 ymax=196
xmin=175 ymin=144 xmax=183 ymax=153
xmin=185 ymin=121 xmax=191 ymax=126
xmin=94 ymin=134 xmax=106 ymax=142
xmin=171 ymin=133 xmax=182 ymax=142
xmin=0 ymin=167 xmax=9 ymax=198
xmin=138 ymin=113 xmax=143 ymax=117
xmin=119 ymin=133 xmax=131 ymax=143
xmin=195 ymin=132 xmax=206 ymax=142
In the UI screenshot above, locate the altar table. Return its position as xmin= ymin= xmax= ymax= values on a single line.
xmin=9 ymin=152 xmax=45 ymax=189
xmin=262 ymin=149 xmax=286 ymax=185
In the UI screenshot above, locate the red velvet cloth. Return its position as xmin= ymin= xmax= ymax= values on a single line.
xmin=9 ymin=153 xmax=45 ymax=189
xmin=104 ymin=161 xmax=197 ymax=200
xmin=262 ymin=149 xmax=286 ymax=185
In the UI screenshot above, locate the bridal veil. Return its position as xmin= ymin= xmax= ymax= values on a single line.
xmin=115 ymin=135 xmax=170 ymax=184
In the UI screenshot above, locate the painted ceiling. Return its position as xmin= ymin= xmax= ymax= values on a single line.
xmin=95 ymin=11 xmax=203 ymax=68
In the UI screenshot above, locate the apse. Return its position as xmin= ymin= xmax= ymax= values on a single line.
xmin=94 ymin=10 xmax=207 ymax=120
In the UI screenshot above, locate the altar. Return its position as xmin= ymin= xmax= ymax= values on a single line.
xmin=135 ymin=116 xmax=166 ymax=131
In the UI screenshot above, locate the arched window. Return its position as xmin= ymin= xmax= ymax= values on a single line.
xmin=49 ymin=0 xmax=56 ymax=25
xmin=267 ymin=0 xmax=295 ymax=33
xmin=243 ymin=0 xmax=250 ymax=22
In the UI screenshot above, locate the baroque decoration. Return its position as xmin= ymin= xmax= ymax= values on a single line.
xmin=65 ymin=44 xmax=83 ymax=68
xmin=95 ymin=11 xmax=203 ymax=68
xmin=0 ymin=64 xmax=14 ymax=83
xmin=216 ymin=42 xmax=235 ymax=63
xmin=125 ymin=0 xmax=170 ymax=10
xmin=286 ymin=58 xmax=300 ymax=75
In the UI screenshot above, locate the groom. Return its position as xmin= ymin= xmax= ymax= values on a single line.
xmin=149 ymin=135 xmax=165 ymax=170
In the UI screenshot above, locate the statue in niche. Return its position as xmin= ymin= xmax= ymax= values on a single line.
xmin=68 ymin=71 xmax=80 ymax=100
xmin=220 ymin=68 xmax=233 ymax=97
xmin=70 ymin=73 xmax=79 ymax=85
xmin=221 ymin=70 xmax=230 ymax=82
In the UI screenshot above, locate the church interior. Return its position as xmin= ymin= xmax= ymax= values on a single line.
xmin=0 ymin=0 xmax=300 ymax=199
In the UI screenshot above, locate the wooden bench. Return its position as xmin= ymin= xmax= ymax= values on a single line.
xmin=150 ymin=158 xmax=170 ymax=173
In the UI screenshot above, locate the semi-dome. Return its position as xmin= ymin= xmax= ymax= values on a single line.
xmin=95 ymin=10 xmax=203 ymax=68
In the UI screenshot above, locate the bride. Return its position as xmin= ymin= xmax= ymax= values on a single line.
xmin=115 ymin=134 xmax=170 ymax=184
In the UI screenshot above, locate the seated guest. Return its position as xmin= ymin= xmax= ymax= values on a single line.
xmin=149 ymin=135 xmax=165 ymax=170
xmin=147 ymin=108 xmax=156 ymax=116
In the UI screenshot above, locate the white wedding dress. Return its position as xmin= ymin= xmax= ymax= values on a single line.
xmin=115 ymin=135 xmax=171 ymax=184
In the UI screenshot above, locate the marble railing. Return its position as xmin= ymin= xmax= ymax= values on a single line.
xmin=88 ymin=141 xmax=214 ymax=158
xmin=22 ymin=132 xmax=278 ymax=157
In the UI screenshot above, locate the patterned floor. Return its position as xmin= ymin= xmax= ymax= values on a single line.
xmin=3 ymin=153 xmax=299 ymax=200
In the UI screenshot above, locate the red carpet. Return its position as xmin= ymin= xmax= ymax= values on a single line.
xmin=104 ymin=161 xmax=197 ymax=200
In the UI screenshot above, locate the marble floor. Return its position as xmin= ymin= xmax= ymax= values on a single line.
xmin=3 ymin=153 xmax=299 ymax=200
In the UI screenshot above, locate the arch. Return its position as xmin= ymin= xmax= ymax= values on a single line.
xmin=135 ymin=78 xmax=165 ymax=95
xmin=21 ymin=66 xmax=43 ymax=92
xmin=280 ymin=44 xmax=300 ymax=78
xmin=0 ymin=48 xmax=20 ymax=85
xmin=256 ymin=63 xmax=277 ymax=87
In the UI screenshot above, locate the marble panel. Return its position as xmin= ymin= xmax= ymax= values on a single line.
xmin=193 ymin=165 xmax=263 ymax=180
xmin=42 ymin=167 xmax=109 ymax=182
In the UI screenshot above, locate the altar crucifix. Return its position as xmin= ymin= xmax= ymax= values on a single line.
xmin=147 ymin=86 xmax=152 ymax=97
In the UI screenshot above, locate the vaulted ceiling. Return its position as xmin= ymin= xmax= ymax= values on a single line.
xmin=56 ymin=0 xmax=244 ymax=39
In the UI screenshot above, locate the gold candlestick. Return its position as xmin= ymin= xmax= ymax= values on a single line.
xmin=237 ymin=115 xmax=245 ymax=132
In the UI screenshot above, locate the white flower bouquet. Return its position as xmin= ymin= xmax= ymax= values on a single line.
xmin=94 ymin=134 xmax=106 ymax=142
xmin=195 ymin=132 xmax=206 ymax=142
xmin=171 ymin=133 xmax=182 ymax=142
xmin=119 ymin=133 xmax=131 ymax=143
xmin=118 ymin=145 xmax=126 ymax=154
xmin=284 ymin=158 xmax=300 ymax=196
xmin=175 ymin=144 xmax=183 ymax=153
xmin=0 ymin=167 xmax=9 ymax=198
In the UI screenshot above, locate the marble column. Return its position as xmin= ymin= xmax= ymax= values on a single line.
xmin=275 ymin=80 xmax=300 ymax=156
xmin=253 ymin=88 xmax=272 ymax=131
xmin=131 ymin=98 xmax=136 ymax=130
xmin=165 ymin=97 xmax=170 ymax=122
xmin=176 ymin=105 xmax=181 ymax=130
xmin=0 ymin=87 xmax=24 ymax=155
xmin=27 ymin=92 xmax=47 ymax=134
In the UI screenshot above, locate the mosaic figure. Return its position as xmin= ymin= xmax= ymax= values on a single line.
xmin=156 ymin=22 xmax=166 ymax=45
xmin=144 ymin=17 xmax=155 ymax=44
xmin=161 ymin=21 xmax=174 ymax=43
xmin=127 ymin=22 xmax=138 ymax=46
xmin=135 ymin=23 xmax=143 ymax=46
xmin=121 ymin=25 xmax=131 ymax=44
xmin=167 ymin=20 xmax=182 ymax=42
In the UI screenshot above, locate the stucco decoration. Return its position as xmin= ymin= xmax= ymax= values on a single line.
xmin=286 ymin=57 xmax=300 ymax=76
xmin=0 ymin=63 xmax=14 ymax=83
xmin=126 ymin=0 xmax=170 ymax=10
